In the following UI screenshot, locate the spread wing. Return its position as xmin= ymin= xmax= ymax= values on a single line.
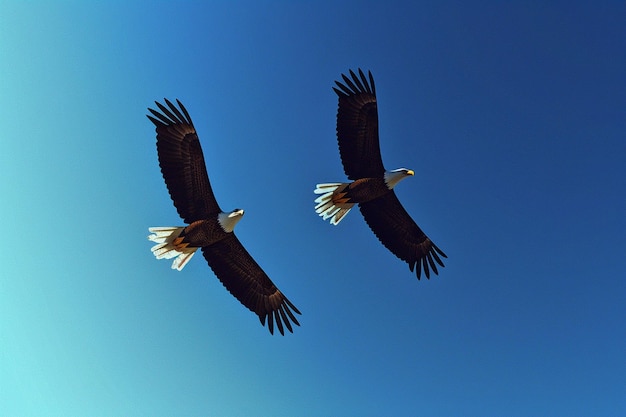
xmin=333 ymin=69 xmax=386 ymax=180
xmin=147 ymin=99 xmax=221 ymax=223
xmin=359 ymin=193 xmax=447 ymax=279
xmin=201 ymin=234 xmax=301 ymax=335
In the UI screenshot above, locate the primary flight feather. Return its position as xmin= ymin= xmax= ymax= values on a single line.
xmin=315 ymin=69 xmax=447 ymax=279
xmin=147 ymin=99 xmax=300 ymax=335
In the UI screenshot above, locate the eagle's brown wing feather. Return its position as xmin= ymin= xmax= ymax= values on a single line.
xmin=333 ymin=69 xmax=386 ymax=180
xmin=359 ymin=192 xmax=447 ymax=279
xmin=147 ymin=99 xmax=221 ymax=223
xmin=201 ymin=235 xmax=301 ymax=335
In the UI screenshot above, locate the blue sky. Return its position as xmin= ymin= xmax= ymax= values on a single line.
xmin=1 ymin=1 xmax=624 ymax=416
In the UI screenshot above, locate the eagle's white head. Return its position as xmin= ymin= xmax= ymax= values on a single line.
xmin=384 ymin=168 xmax=415 ymax=189
xmin=218 ymin=209 xmax=245 ymax=233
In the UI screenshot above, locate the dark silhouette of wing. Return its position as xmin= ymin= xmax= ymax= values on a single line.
xmin=147 ymin=99 xmax=221 ymax=223
xmin=359 ymin=193 xmax=447 ymax=279
xmin=333 ymin=69 xmax=385 ymax=180
xmin=201 ymin=235 xmax=301 ymax=335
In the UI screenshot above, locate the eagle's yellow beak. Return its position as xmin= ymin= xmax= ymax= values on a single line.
xmin=407 ymin=170 xmax=415 ymax=176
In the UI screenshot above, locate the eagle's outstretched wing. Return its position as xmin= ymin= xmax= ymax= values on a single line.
xmin=359 ymin=192 xmax=447 ymax=279
xmin=202 ymin=235 xmax=301 ymax=335
xmin=147 ymin=99 xmax=221 ymax=223
xmin=333 ymin=69 xmax=386 ymax=180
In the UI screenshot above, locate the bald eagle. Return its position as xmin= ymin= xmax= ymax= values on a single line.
xmin=147 ymin=99 xmax=300 ymax=335
xmin=315 ymin=69 xmax=447 ymax=279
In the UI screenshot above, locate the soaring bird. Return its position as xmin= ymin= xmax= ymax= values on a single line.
xmin=147 ymin=99 xmax=300 ymax=335
xmin=314 ymin=69 xmax=447 ymax=279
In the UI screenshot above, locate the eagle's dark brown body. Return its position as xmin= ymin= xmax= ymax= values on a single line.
xmin=331 ymin=178 xmax=390 ymax=206
xmin=178 ymin=219 xmax=228 ymax=248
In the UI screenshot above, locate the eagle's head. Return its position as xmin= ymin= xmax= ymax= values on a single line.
xmin=384 ymin=168 xmax=414 ymax=189
xmin=218 ymin=209 xmax=245 ymax=233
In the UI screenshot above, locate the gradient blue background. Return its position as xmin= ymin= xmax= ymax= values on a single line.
xmin=1 ymin=2 xmax=624 ymax=416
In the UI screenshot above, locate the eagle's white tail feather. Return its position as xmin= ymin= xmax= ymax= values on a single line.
xmin=172 ymin=251 xmax=195 ymax=270
xmin=330 ymin=208 xmax=351 ymax=225
xmin=147 ymin=226 xmax=197 ymax=271
xmin=323 ymin=206 xmax=340 ymax=220
xmin=151 ymin=242 xmax=182 ymax=260
xmin=148 ymin=227 xmax=181 ymax=243
xmin=313 ymin=183 xmax=354 ymax=226
xmin=314 ymin=183 xmax=341 ymax=194
xmin=315 ymin=200 xmax=333 ymax=213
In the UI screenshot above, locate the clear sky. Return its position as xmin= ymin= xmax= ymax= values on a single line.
xmin=1 ymin=2 xmax=624 ymax=416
